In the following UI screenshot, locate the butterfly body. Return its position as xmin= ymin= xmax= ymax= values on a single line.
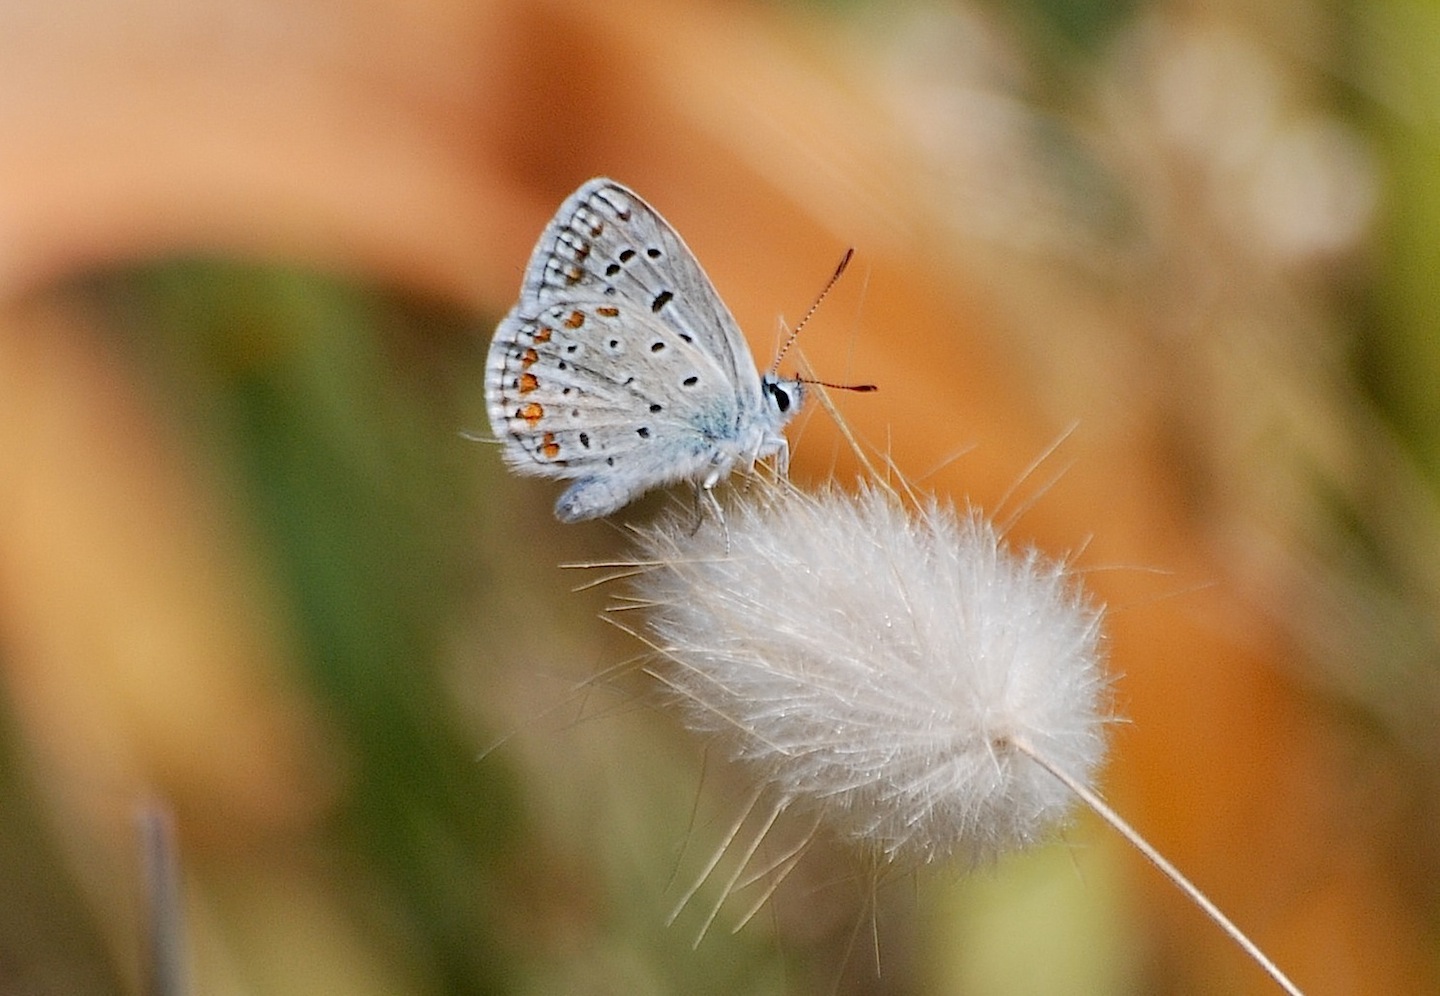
xmin=486 ymin=178 xmax=802 ymax=522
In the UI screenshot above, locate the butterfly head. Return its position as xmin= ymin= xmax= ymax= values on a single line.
xmin=761 ymin=373 xmax=804 ymax=425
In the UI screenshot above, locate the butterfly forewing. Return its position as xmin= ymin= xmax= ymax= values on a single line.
xmin=520 ymin=180 xmax=759 ymax=392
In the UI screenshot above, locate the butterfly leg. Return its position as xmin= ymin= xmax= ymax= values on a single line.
xmin=690 ymin=481 xmax=731 ymax=551
xmin=773 ymin=437 xmax=791 ymax=479
xmin=747 ymin=432 xmax=790 ymax=480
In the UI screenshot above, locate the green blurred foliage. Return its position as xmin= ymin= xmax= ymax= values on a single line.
xmin=109 ymin=261 xmax=524 ymax=993
xmin=0 ymin=704 xmax=125 ymax=994
xmin=1357 ymin=3 xmax=1440 ymax=480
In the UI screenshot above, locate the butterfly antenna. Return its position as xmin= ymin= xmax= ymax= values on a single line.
xmin=799 ymin=376 xmax=877 ymax=392
xmin=770 ymin=248 xmax=853 ymax=373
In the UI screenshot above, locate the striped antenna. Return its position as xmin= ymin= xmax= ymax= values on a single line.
xmin=770 ymin=248 xmax=854 ymax=372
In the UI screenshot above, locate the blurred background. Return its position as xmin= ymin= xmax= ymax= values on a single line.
xmin=0 ymin=0 xmax=1436 ymax=992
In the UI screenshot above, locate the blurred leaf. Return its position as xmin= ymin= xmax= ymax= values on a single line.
xmin=0 ymin=705 xmax=124 ymax=996
xmin=102 ymin=260 xmax=523 ymax=994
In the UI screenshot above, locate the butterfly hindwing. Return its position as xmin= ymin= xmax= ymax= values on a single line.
xmin=487 ymin=298 xmax=742 ymax=482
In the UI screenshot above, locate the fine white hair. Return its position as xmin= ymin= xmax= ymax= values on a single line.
xmin=627 ymin=476 xmax=1110 ymax=867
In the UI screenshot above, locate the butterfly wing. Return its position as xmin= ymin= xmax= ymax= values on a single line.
xmin=486 ymin=297 xmax=748 ymax=518
xmin=485 ymin=178 xmax=783 ymax=521
xmin=519 ymin=179 xmax=761 ymax=392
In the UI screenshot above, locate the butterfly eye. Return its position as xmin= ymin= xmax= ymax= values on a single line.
xmin=765 ymin=381 xmax=793 ymax=414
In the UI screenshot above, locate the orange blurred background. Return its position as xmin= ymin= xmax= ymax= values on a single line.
xmin=0 ymin=0 xmax=1436 ymax=993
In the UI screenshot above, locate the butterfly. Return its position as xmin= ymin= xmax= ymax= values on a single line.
xmin=485 ymin=178 xmax=806 ymax=522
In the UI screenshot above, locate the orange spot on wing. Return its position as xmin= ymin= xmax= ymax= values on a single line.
xmin=519 ymin=372 xmax=539 ymax=393
xmin=532 ymin=326 xmax=552 ymax=344
xmin=540 ymin=433 xmax=560 ymax=459
xmin=520 ymin=348 xmax=539 ymax=368
xmin=517 ymin=402 xmax=544 ymax=426
xmin=597 ymin=306 xmax=619 ymax=317
xmin=563 ymin=310 xmax=585 ymax=329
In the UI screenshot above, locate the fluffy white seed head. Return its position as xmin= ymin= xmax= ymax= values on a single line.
xmin=627 ymin=478 xmax=1110 ymax=867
